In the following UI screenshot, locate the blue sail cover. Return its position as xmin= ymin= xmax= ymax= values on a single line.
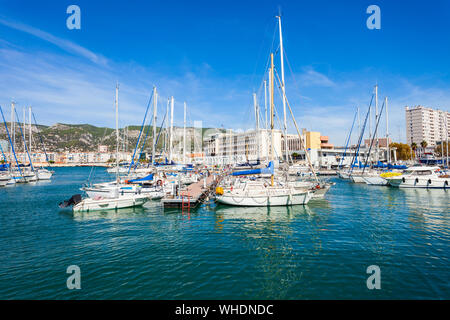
xmin=128 ymin=174 xmax=154 ymax=183
xmin=232 ymin=161 xmax=274 ymax=176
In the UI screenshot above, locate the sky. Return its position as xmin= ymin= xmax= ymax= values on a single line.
xmin=0 ymin=0 xmax=449 ymax=145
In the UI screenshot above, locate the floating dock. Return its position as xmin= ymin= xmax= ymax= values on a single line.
xmin=161 ymin=174 xmax=221 ymax=209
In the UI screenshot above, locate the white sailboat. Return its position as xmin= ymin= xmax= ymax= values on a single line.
xmin=60 ymin=84 xmax=150 ymax=211
xmin=216 ymin=52 xmax=313 ymax=207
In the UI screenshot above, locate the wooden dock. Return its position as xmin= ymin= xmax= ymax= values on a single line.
xmin=161 ymin=174 xmax=221 ymax=209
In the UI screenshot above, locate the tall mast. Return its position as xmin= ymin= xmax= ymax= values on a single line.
xmin=29 ymin=106 xmax=32 ymax=156
xmin=375 ymin=84 xmax=379 ymax=163
xmin=253 ymin=93 xmax=260 ymax=161
xmin=446 ymin=115 xmax=449 ymax=168
xmin=115 ymin=83 xmax=119 ymax=181
xmin=183 ymin=102 xmax=186 ymax=164
xmin=264 ymin=80 xmax=268 ymax=132
xmin=151 ymin=87 xmax=157 ymax=165
xmin=22 ymin=107 xmax=26 ymax=163
xmin=385 ymin=96 xmax=389 ymax=163
xmin=277 ymin=15 xmax=288 ymax=163
xmin=169 ymin=96 xmax=174 ymax=162
xmin=11 ymin=102 xmax=15 ymax=160
xmin=270 ymin=53 xmax=275 ymax=186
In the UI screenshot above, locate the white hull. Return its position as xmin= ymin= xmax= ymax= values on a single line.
xmin=73 ymin=194 xmax=149 ymax=212
xmin=37 ymin=169 xmax=53 ymax=180
xmin=217 ymin=190 xmax=313 ymax=206
xmin=363 ymin=176 xmax=388 ymax=185
xmin=350 ymin=175 xmax=367 ymax=183
xmin=83 ymin=185 xmax=164 ymax=200
xmin=387 ymin=176 xmax=450 ymax=189
xmin=0 ymin=176 xmax=9 ymax=187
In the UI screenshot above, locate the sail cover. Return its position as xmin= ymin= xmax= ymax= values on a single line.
xmin=128 ymin=174 xmax=154 ymax=183
xmin=232 ymin=161 xmax=274 ymax=176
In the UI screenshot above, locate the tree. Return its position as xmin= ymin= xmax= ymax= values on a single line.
xmin=421 ymin=140 xmax=428 ymax=149
xmin=435 ymin=142 xmax=448 ymax=157
xmin=411 ymin=142 xmax=418 ymax=159
xmin=390 ymin=142 xmax=413 ymax=160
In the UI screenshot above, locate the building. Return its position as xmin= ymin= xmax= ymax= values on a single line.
xmin=364 ymin=137 xmax=392 ymax=148
xmin=405 ymin=106 xmax=449 ymax=147
xmin=98 ymin=145 xmax=108 ymax=153
xmin=203 ymin=129 xmax=282 ymax=165
xmin=204 ymin=128 xmax=335 ymax=165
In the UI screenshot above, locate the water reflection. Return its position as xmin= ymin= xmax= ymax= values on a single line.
xmin=61 ymin=206 xmax=148 ymax=221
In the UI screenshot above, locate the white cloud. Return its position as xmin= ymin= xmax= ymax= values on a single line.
xmin=0 ymin=17 xmax=108 ymax=65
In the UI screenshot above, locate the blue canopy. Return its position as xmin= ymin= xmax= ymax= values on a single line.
xmin=128 ymin=174 xmax=154 ymax=183
xmin=232 ymin=161 xmax=274 ymax=176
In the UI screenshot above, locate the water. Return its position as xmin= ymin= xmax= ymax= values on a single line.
xmin=0 ymin=167 xmax=449 ymax=299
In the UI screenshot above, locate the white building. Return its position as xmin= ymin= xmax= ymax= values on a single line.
xmin=405 ymin=106 xmax=449 ymax=147
xmin=203 ymin=129 xmax=282 ymax=165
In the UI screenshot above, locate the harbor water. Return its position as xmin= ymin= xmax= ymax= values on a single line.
xmin=0 ymin=167 xmax=448 ymax=299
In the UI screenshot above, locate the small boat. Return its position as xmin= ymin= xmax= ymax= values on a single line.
xmin=59 ymin=192 xmax=150 ymax=212
xmin=36 ymin=168 xmax=54 ymax=180
xmin=82 ymin=183 xmax=164 ymax=200
xmin=385 ymin=166 xmax=450 ymax=189
xmin=0 ymin=173 xmax=9 ymax=187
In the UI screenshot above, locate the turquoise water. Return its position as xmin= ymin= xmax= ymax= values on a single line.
xmin=0 ymin=167 xmax=448 ymax=299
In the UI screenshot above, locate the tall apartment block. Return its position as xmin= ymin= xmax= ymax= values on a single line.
xmin=405 ymin=106 xmax=449 ymax=146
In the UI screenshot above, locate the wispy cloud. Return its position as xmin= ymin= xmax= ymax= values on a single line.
xmin=0 ymin=17 xmax=108 ymax=65
xmin=297 ymin=68 xmax=336 ymax=87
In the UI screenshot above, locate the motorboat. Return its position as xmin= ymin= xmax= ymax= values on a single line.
xmin=0 ymin=173 xmax=9 ymax=187
xmin=59 ymin=192 xmax=150 ymax=212
xmin=385 ymin=166 xmax=450 ymax=189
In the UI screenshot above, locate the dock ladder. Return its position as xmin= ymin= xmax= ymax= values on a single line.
xmin=181 ymin=191 xmax=191 ymax=212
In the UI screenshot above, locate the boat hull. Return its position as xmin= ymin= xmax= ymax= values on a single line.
xmin=387 ymin=176 xmax=450 ymax=189
xmin=217 ymin=191 xmax=313 ymax=206
xmin=73 ymin=195 xmax=149 ymax=212
xmin=363 ymin=176 xmax=388 ymax=185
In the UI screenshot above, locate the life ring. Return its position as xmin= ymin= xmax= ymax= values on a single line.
xmin=156 ymin=179 xmax=163 ymax=186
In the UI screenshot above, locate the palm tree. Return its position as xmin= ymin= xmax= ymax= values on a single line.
xmin=411 ymin=142 xmax=418 ymax=159
xmin=420 ymin=140 xmax=428 ymax=157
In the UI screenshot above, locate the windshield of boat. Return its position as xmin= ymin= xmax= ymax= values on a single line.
xmin=404 ymin=170 xmax=433 ymax=176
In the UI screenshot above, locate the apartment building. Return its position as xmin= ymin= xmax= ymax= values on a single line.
xmin=405 ymin=106 xmax=449 ymax=146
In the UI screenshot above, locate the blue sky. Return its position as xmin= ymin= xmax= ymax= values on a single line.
xmin=0 ymin=0 xmax=449 ymax=145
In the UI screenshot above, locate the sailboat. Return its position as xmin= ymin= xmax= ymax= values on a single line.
xmin=216 ymin=52 xmax=313 ymax=207
xmin=60 ymin=84 xmax=150 ymax=211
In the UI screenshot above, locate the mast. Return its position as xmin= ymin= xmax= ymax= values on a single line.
xmin=151 ymin=87 xmax=157 ymax=165
xmin=115 ymin=83 xmax=119 ymax=182
xmin=446 ymin=115 xmax=449 ymax=168
xmin=277 ymin=15 xmax=288 ymax=163
xmin=183 ymin=102 xmax=186 ymax=164
xmin=253 ymin=93 xmax=260 ymax=161
xmin=23 ymin=107 xmax=26 ymax=158
xmin=264 ymin=79 xmax=268 ymax=133
xmin=375 ymin=84 xmax=379 ymax=163
xmin=385 ymin=96 xmax=390 ymax=163
xmin=29 ymin=106 xmax=32 ymax=156
xmin=169 ymin=96 xmax=174 ymax=163
xmin=270 ymin=53 xmax=274 ymax=186
xmin=11 ymin=102 xmax=14 ymax=161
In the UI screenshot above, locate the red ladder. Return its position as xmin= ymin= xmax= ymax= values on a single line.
xmin=181 ymin=191 xmax=191 ymax=212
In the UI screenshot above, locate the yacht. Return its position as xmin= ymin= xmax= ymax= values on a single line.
xmin=385 ymin=166 xmax=449 ymax=189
